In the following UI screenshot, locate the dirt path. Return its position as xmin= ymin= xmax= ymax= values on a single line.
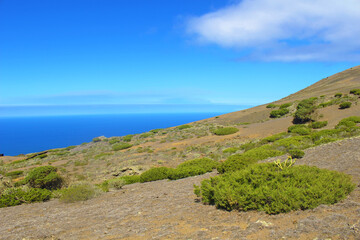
xmin=1 ymin=138 xmax=360 ymax=240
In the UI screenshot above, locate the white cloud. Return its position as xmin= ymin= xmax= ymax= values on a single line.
xmin=187 ymin=0 xmax=360 ymax=61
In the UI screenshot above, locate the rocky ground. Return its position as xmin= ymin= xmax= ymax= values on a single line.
xmin=1 ymin=137 xmax=360 ymax=240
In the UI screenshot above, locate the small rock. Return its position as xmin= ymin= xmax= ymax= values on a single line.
xmin=256 ymin=220 xmax=273 ymax=227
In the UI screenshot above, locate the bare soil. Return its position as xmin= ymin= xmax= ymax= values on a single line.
xmin=1 ymin=137 xmax=360 ymax=240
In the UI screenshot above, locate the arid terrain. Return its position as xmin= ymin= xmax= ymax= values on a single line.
xmin=0 ymin=66 xmax=360 ymax=240
xmin=0 ymin=137 xmax=360 ymax=240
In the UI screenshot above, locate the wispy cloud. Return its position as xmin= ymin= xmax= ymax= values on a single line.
xmin=186 ymin=0 xmax=360 ymax=61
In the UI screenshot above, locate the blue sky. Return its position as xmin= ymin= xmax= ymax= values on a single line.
xmin=1 ymin=0 xmax=359 ymax=116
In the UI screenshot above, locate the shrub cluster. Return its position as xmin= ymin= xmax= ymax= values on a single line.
xmin=339 ymin=102 xmax=352 ymax=109
xmin=25 ymin=166 xmax=63 ymax=190
xmin=112 ymin=143 xmax=133 ymax=151
xmin=59 ymin=182 xmax=97 ymax=203
xmin=122 ymin=135 xmax=133 ymax=142
xmin=213 ymin=127 xmax=239 ymax=135
xmin=288 ymin=125 xmax=312 ymax=135
xmin=139 ymin=158 xmax=219 ymax=183
xmin=177 ymin=125 xmax=192 ymax=130
xmin=310 ymin=121 xmax=328 ymax=129
xmin=0 ymin=187 xmax=52 ymax=208
xmin=270 ymin=108 xmax=289 ymax=118
xmin=280 ymin=103 xmax=292 ymax=109
xmin=334 ymin=93 xmax=343 ymax=98
xmin=266 ymin=103 xmax=277 ymax=108
xmin=195 ymin=163 xmax=355 ymax=214
xmin=293 ymin=97 xmax=317 ymax=123
xmin=350 ymin=89 xmax=360 ymax=95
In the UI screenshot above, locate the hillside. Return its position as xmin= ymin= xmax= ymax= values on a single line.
xmin=0 ymin=65 xmax=360 ymax=240
xmin=1 ymin=65 xmax=360 ymax=182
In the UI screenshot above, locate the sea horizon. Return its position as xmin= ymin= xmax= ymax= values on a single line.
xmin=0 ymin=112 xmax=231 ymax=156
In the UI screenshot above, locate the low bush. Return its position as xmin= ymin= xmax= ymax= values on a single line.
xmin=177 ymin=125 xmax=192 ymax=130
xmin=5 ymin=170 xmax=24 ymax=178
xmin=213 ymin=127 xmax=239 ymax=135
xmin=168 ymin=166 xmax=208 ymax=180
xmin=217 ymin=145 xmax=284 ymax=173
xmin=195 ymin=163 xmax=355 ymax=214
xmin=0 ymin=187 xmax=52 ymax=208
xmin=273 ymin=136 xmax=313 ymax=151
xmin=223 ymin=147 xmax=239 ymax=154
xmin=334 ymin=93 xmax=343 ymax=98
xmin=280 ymin=103 xmax=292 ymax=109
xmin=336 ymin=116 xmax=360 ymax=129
xmin=118 ymin=175 xmax=141 ymax=184
xmin=261 ymin=132 xmax=287 ymax=143
xmin=293 ymin=98 xmax=317 ymax=123
xmin=139 ymin=132 xmax=154 ymax=138
xmin=101 ymin=178 xmax=126 ymax=191
xmin=92 ymin=137 xmax=102 ymax=142
xmin=112 ymin=143 xmax=132 ymax=151
xmin=288 ymin=125 xmax=311 ymax=135
xmin=109 ymin=138 xmax=120 ymax=145
xmin=350 ymin=89 xmax=360 ymax=95
xmin=270 ymin=108 xmax=289 ymax=118
xmin=139 ymin=167 xmax=173 ymax=183
xmin=289 ymin=149 xmax=305 ymax=158
xmin=310 ymin=121 xmax=328 ymax=129
xmin=59 ymin=182 xmax=97 ymax=203
xmin=266 ymin=103 xmax=277 ymax=108
xmin=339 ymin=102 xmax=352 ymax=109
xmin=122 ymin=135 xmax=133 ymax=142
xmin=25 ymin=166 xmax=63 ymax=190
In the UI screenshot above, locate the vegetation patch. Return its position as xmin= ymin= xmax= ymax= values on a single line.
xmin=195 ymin=163 xmax=355 ymax=214
xmin=60 ymin=182 xmax=97 ymax=203
xmin=25 ymin=166 xmax=63 ymax=190
xmin=139 ymin=167 xmax=173 ymax=183
xmin=112 ymin=143 xmax=133 ymax=151
xmin=0 ymin=187 xmax=52 ymax=208
xmin=280 ymin=103 xmax=292 ymax=109
xmin=168 ymin=158 xmax=219 ymax=180
xmin=269 ymin=108 xmax=289 ymax=118
xmin=350 ymin=89 xmax=360 ymax=95
xmin=213 ymin=127 xmax=239 ymax=136
xmin=266 ymin=103 xmax=277 ymax=108
xmin=293 ymin=97 xmax=317 ymax=123
xmin=288 ymin=125 xmax=312 ymax=135
xmin=339 ymin=102 xmax=352 ymax=109
xmin=177 ymin=125 xmax=192 ymax=130
xmin=222 ymin=147 xmax=239 ymax=154
xmin=309 ymin=121 xmax=328 ymax=129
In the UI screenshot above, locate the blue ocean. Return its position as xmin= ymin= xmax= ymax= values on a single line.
xmin=0 ymin=113 xmax=224 ymax=156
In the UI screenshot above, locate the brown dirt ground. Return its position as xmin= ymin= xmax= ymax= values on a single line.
xmin=1 ymin=137 xmax=360 ymax=240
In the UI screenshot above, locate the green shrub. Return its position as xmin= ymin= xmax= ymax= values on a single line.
xmin=274 ymin=136 xmax=313 ymax=151
xmin=112 ymin=143 xmax=133 ymax=151
xmin=261 ymin=132 xmax=287 ymax=143
xmin=310 ymin=129 xmax=342 ymax=142
xmin=109 ymin=138 xmax=120 ymax=145
xmin=139 ymin=167 xmax=173 ymax=183
xmin=223 ymin=147 xmax=239 ymax=154
xmin=350 ymin=89 xmax=360 ymax=95
xmin=280 ymin=103 xmax=292 ymax=109
xmin=168 ymin=167 xmax=208 ymax=180
xmin=100 ymin=178 xmax=126 ymax=192
xmin=266 ymin=103 xmax=277 ymax=108
xmin=293 ymin=98 xmax=317 ymax=123
xmin=150 ymin=129 xmax=162 ymax=133
xmin=65 ymin=145 xmax=76 ymax=151
xmin=217 ymin=145 xmax=284 ymax=173
xmin=122 ymin=135 xmax=133 ymax=142
xmin=334 ymin=93 xmax=343 ymax=98
xmin=37 ymin=153 xmax=47 ymax=159
xmin=25 ymin=166 xmax=63 ymax=190
xmin=195 ymin=163 xmax=355 ymax=214
xmin=336 ymin=117 xmax=360 ymax=129
xmin=339 ymin=102 xmax=352 ymax=109
xmin=177 ymin=125 xmax=192 ymax=130
xmin=213 ymin=127 xmax=239 ymax=135
xmin=0 ymin=187 xmax=52 ymax=208
xmin=118 ymin=175 xmax=141 ymax=185
xmin=288 ymin=125 xmax=311 ymax=135
xmin=139 ymin=132 xmax=154 ymax=138
xmin=269 ymin=108 xmax=289 ymax=118
xmin=92 ymin=137 xmax=102 ymax=142
xmin=310 ymin=121 xmax=328 ymax=129
xmin=5 ymin=170 xmax=24 ymax=178
xmin=289 ymin=149 xmax=305 ymax=158
xmin=60 ymin=182 xmax=97 ymax=203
